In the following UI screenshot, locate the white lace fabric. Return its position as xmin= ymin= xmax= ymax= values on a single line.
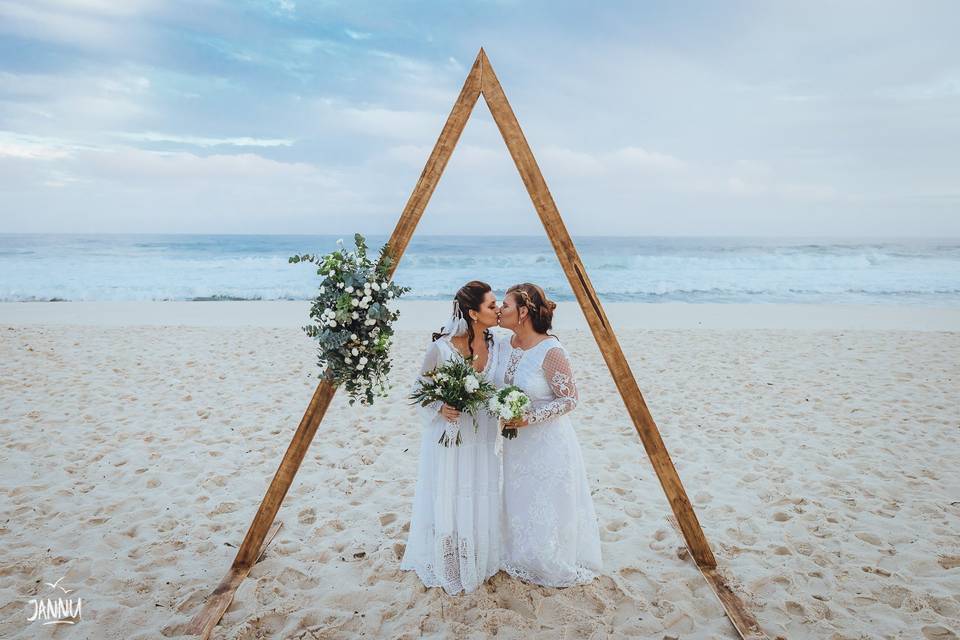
xmin=495 ymin=335 xmax=603 ymax=587
xmin=400 ymin=333 xmax=506 ymax=595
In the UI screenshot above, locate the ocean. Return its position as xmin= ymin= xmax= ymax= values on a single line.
xmin=1 ymin=234 xmax=958 ymax=306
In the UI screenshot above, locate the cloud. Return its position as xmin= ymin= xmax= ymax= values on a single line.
xmin=111 ymin=132 xmax=295 ymax=148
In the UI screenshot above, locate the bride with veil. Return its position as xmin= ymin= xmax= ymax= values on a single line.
xmin=399 ymin=280 xmax=509 ymax=594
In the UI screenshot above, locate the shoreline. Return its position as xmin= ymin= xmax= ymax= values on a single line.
xmin=1 ymin=300 xmax=959 ymax=330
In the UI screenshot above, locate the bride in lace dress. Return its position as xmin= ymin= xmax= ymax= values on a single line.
xmin=494 ymin=282 xmax=602 ymax=587
xmin=400 ymin=281 xmax=508 ymax=595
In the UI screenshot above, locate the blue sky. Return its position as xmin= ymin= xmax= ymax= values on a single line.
xmin=1 ymin=1 xmax=958 ymax=236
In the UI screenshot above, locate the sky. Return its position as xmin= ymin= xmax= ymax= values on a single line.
xmin=0 ymin=1 xmax=958 ymax=237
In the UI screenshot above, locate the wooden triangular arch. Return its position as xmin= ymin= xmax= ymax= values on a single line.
xmin=188 ymin=48 xmax=767 ymax=640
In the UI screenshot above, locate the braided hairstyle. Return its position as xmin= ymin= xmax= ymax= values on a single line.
xmin=506 ymin=282 xmax=557 ymax=335
xmin=432 ymin=280 xmax=494 ymax=360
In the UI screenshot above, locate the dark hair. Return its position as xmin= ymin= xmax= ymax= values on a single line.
xmin=506 ymin=282 xmax=557 ymax=335
xmin=433 ymin=280 xmax=494 ymax=360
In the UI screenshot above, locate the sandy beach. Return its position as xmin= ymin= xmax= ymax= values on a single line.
xmin=1 ymin=301 xmax=959 ymax=639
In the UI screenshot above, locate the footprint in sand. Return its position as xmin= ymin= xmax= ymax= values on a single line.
xmin=379 ymin=513 xmax=397 ymax=527
xmin=922 ymin=625 xmax=958 ymax=640
xmin=298 ymin=507 xmax=317 ymax=525
xmin=855 ymin=531 xmax=883 ymax=546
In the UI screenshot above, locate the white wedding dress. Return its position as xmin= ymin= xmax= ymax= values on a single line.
xmin=400 ymin=332 xmax=508 ymax=594
xmin=497 ymin=335 xmax=603 ymax=587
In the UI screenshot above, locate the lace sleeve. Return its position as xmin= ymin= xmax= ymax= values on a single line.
xmin=413 ymin=340 xmax=444 ymax=419
xmin=526 ymin=346 xmax=579 ymax=424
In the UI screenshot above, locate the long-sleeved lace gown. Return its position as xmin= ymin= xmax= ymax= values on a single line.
xmin=400 ymin=333 xmax=508 ymax=594
xmin=497 ymin=335 xmax=602 ymax=587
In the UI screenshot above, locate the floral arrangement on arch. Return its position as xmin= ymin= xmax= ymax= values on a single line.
xmin=290 ymin=234 xmax=410 ymax=405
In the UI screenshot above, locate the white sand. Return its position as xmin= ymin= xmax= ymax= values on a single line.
xmin=1 ymin=302 xmax=959 ymax=639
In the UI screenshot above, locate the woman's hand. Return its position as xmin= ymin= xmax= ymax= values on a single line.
xmin=502 ymin=416 xmax=529 ymax=428
xmin=439 ymin=403 xmax=461 ymax=423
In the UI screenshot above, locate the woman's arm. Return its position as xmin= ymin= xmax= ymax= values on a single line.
xmin=507 ymin=346 xmax=579 ymax=427
xmin=414 ymin=340 xmax=460 ymax=422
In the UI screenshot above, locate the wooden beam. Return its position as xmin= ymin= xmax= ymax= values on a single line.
xmin=186 ymin=521 xmax=283 ymax=639
xmin=383 ymin=52 xmax=483 ymax=275
xmin=668 ymin=517 xmax=769 ymax=639
xmin=477 ymin=49 xmax=716 ymax=569
xmin=186 ymin=51 xmax=486 ymax=638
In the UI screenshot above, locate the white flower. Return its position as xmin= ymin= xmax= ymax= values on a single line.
xmin=488 ymin=397 xmax=501 ymax=412
xmin=351 ymin=298 xmax=359 ymax=307
xmin=352 ymin=311 xmax=359 ymax=319
xmin=371 ymin=282 xmax=380 ymax=291
xmin=319 ymin=286 xmax=325 ymax=294
xmin=362 ymin=340 xmax=368 ymax=345
xmin=352 ymin=348 xmax=359 ymax=356
xmin=359 ymin=356 xmax=368 ymax=364
xmin=365 ymin=318 xmax=376 ymax=326
xmin=337 ymin=282 xmax=344 ymax=289
xmin=499 ymin=407 xmax=513 ymax=420
xmin=345 ymin=286 xmax=354 ymax=293
xmin=329 ymin=320 xmax=337 ymax=328
xmin=356 ymin=362 xmax=365 ymax=370
xmin=359 ymin=300 xmax=369 ymax=310
xmin=387 ymin=290 xmax=394 ymax=298
xmin=329 ymin=270 xmax=335 ymax=276
xmin=350 ymin=333 xmax=358 ymax=340
xmin=345 ymin=356 xmax=352 ymax=364
xmin=464 ymin=375 xmax=479 ymax=393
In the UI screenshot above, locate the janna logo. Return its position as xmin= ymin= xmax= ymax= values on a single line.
xmin=27 ymin=576 xmax=82 ymax=625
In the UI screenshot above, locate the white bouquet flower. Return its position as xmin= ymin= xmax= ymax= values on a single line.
xmin=409 ymin=355 xmax=496 ymax=447
xmin=487 ymin=385 xmax=531 ymax=439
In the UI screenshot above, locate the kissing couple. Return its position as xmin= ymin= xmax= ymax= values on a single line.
xmin=400 ymin=280 xmax=603 ymax=593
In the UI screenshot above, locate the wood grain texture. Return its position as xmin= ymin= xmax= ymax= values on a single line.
xmin=186 ymin=521 xmax=283 ymax=640
xmin=186 ymin=52 xmax=485 ymax=638
xmin=477 ymin=48 xmax=717 ymax=569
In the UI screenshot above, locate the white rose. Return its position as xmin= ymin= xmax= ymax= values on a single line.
xmin=356 ymin=363 xmax=364 ymax=370
xmin=362 ymin=340 xmax=368 ymax=345
xmin=351 ymin=347 xmax=359 ymax=356
xmin=345 ymin=356 xmax=352 ymax=364
xmin=359 ymin=356 xmax=368 ymax=364
xmin=352 ymin=311 xmax=359 ymax=319
xmin=387 ymin=290 xmax=394 ymax=298
xmin=337 ymin=282 xmax=344 ymax=289
xmin=488 ymin=398 xmax=500 ymax=412
xmin=371 ymin=282 xmax=380 ymax=291
xmin=499 ymin=407 xmax=513 ymax=420
xmin=345 ymin=286 xmax=354 ymax=293
xmin=350 ymin=298 xmax=359 ymax=307
xmin=350 ymin=333 xmax=358 ymax=340
xmin=464 ymin=375 xmax=479 ymax=393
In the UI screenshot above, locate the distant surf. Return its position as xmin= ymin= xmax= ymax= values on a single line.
xmin=2 ymin=234 xmax=958 ymax=306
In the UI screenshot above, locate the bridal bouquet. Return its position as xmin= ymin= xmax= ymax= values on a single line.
xmin=487 ymin=385 xmax=531 ymax=440
xmin=290 ymin=234 xmax=410 ymax=406
xmin=409 ymin=356 xmax=497 ymax=447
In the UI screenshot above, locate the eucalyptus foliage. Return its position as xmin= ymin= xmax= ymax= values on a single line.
xmin=290 ymin=234 xmax=410 ymax=405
